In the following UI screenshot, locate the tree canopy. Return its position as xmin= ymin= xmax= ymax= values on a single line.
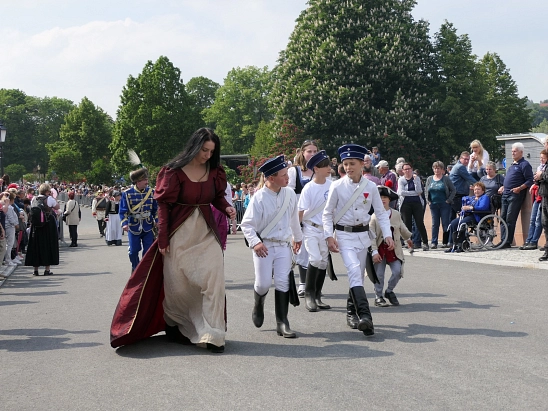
xmin=204 ymin=66 xmax=273 ymax=154
xmin=110 ymin=56 xmax=201 ymax=175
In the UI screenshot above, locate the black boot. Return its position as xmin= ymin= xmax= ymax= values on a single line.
xmin=346 ymin=291 xmax=359 ymax=329
xmin=350 ymin=286 xmax=374 ymax=336
xmin=297 ymin=265 xmax=307 ymax=297
xmin=304 ymin=264 xmax=319 ymax=312
xmin=252 ymin=290 xmax=268 ymax=328
xmin=539 ymin=250 xmax=548 ymax=262
xmin=274 ymin=290 xmax=296 ymax=338
xmin=315 ymin=269 xmax=331 ymax=309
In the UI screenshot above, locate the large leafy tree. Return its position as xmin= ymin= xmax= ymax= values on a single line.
xmin=271 ymin=0 xmax=436 ymax=166
xmin=110 ymin=56 xmax=200 ymax=174
xmin=477 ymin=52 xmax=531 ymax=158
xmin=204 ymin=66 xmax=273 ymax=154
xmin=47 ymin=97 xmax=113 ymax=183
xmin=430 ymin=22 xmax=493 ymax=162
xmin=186 ymin=76 xmax=220 ymax=127
xmin=0 ymin=89 xmax=74 ymax=173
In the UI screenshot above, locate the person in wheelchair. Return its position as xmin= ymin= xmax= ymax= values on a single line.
xmin=445 ymin=182 xmax=490 ymax=253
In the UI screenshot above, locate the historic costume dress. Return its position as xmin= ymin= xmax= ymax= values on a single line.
xmin=25 ymin=195 xmax=59 ymax=267
xmin=110 ymin=165 xmax=230 ymax=348
xmin=105 ymin=200 xmax=122 ymax=246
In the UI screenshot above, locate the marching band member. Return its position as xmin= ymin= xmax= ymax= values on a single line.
xmin=323 ymin=145 xmax=393 ymax=336
xmin=241 ymin=155 xmax=303 ymax=338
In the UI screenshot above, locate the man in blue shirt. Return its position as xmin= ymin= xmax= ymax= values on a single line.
xmin=497 ymin=142 xmax=534 ymax=248
xmin=449 ymin=152 xmax=476 ymax=216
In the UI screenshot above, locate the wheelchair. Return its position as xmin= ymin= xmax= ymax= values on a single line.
xmin=453 ymin=197 xmax=508 ymax=252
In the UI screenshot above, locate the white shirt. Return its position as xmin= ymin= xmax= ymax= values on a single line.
xmin=322 ymin=175 xmax=391 ymax=240
xmin=298 ymin=179 xmax=331 ymax=228
xmin=240 ymin=186 xmax=302 ymax=248
xmin=468 ymin=149 xmax=490 ymax=172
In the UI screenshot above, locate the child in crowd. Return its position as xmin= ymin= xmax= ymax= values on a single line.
xmin=370 ymin=186 xmax=413 ymax=307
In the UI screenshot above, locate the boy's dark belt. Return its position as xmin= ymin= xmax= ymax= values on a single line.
xmin=334 ymin=224 xmax=369 ymax=233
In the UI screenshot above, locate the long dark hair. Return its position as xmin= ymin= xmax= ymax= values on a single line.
xmin=165 ymin=128 xmax=221 ymax=169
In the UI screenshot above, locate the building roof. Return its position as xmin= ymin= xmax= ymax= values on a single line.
xmin=496 ymin=133 xmax=547 ymax=143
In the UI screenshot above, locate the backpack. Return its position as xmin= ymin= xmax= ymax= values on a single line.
xmin=30 ymin=197 xmax=48 ymax=228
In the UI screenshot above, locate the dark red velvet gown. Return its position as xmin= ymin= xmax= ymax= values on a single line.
xmin=110 ymin=165 xmax=230 ymax=348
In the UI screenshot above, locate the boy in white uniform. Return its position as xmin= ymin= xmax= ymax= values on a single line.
xmin=241 ymin=155 xmax=303 ymax=338
xmin=323 ymin=144 xmax=394 ymax=336
xmin=298 ymin=150 xmax=332 ymax=312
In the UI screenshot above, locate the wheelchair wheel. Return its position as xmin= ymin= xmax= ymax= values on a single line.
xmin=476 ymin=214 xmax=508 ymax=249
xmin=461 ymin=240 xmax=471 ymax=252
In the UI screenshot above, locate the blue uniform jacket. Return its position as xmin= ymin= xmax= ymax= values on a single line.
xmin=119 ymin=186 xmax=158 ymax=234
xmin=462 ymin=194 xmax=490 ymax=223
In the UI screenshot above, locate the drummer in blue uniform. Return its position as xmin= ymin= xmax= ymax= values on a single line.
xmin=119 ymin=166 xmax=158 ymax=272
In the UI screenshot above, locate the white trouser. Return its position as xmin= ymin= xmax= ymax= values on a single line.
xmin=5 ymin=228 xmax=15 ymax=263
xmin=303 ymin=226 xmax=329 ymax=269
xmin=253 ymin=241 xmax=292 ymax=295
xmin=294 ymin=230 xmax=309 ymax=267
xmin=337 ymin=230 xmax=371 ymax=288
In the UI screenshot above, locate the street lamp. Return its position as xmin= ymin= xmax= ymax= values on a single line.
xmin=37 ymin=164 xmax=41 ymax=182
xmin=0 ymin=120 xmax=7 ymax=177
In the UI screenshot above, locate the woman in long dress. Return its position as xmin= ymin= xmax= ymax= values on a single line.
xmin=104 ymin=191 xmax=122 ymax=246
xmin=110 ymin=128 xmax=236 ymax=353
xmin=25 ymin=183 xmax=59 ymax=276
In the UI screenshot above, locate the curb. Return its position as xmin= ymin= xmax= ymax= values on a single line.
xmin=408 ymin=249 xmax=548 ymax=271
xmin=0 ymin=264 xmax=18 ymax=287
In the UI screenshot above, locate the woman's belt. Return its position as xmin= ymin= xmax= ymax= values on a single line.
xmin=334 ymin=223 xmax=369 ymax=233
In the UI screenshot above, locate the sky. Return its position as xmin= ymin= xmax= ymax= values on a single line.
xmin=1 ymin=0 xmax=547 ymax=118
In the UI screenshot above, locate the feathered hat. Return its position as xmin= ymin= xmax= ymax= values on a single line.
xmin=127 ymin=149 xmax=148 ymax=183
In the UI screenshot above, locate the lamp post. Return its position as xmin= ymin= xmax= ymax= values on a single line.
xmin=37 ymin=164 xmax=41 ymax=182
xmin=0 ymin=120 xmax=7 ymax=177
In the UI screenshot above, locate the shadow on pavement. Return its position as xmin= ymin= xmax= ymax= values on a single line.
xmin=114 ymin=334 xmax=394 ymax=359
xmin=0 ymin=328 xmax=103 ymax=352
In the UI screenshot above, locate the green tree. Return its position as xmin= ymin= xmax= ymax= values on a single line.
xmin=271 ymin=0 xmax=436 ymax=167
xmin=186 ymin=76 xmax=220 ymax=126
xmin=478 ymin=52 xmax=531 ymax=157
xmin=532 ymin=119 xmax=548 ymax=133
xmin=249 ymin=120 xmax=276 ymax=158
xmin=431 ymin=22 xmax=493 ymax=162
xmin=204 ymin=66 xmax=273 ymax=154
xmin=0 ymin=89 xmax=74 ymax=173
xmin=110 ymin=56 xmax=201 ymax=174
xmin=4 ymin=164 xmax=26 ymax=181
xmin=528 ymin=100 xmax=548 ymax=127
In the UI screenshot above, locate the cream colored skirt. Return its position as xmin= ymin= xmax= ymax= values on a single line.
xmin=163 ymin=208 xmax=225 ymax=347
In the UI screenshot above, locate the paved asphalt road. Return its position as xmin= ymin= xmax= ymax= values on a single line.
xmin=1 ymin=207 xmax=547 ymax=410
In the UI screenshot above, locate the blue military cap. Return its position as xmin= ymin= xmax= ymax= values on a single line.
xmin=306 ymin=150 xmax=329 ymax=170
xmin=338 ymin=144 xmax=368 ymax=161
xmin=259 ymin=155 xmax=288 ymax=178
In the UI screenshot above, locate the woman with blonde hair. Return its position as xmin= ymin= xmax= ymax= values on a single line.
xmin=468 ymin=139 xmax=489 ymax=180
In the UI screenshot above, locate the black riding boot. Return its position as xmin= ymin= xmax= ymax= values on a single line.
xmin=346 ymin=291 xmax=359 ymax=329
xmin=349 ymin=286 xmax=374 ymax=336
xmin=252 ymin=290 xmax=268 ymax=328
xmin=304 ymin=264 xmax=319 ymax=312
xmin=315 ymin=269 xmax=331 ymax=309
xmin=274 ymin=290 xmax=296 ymax=338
